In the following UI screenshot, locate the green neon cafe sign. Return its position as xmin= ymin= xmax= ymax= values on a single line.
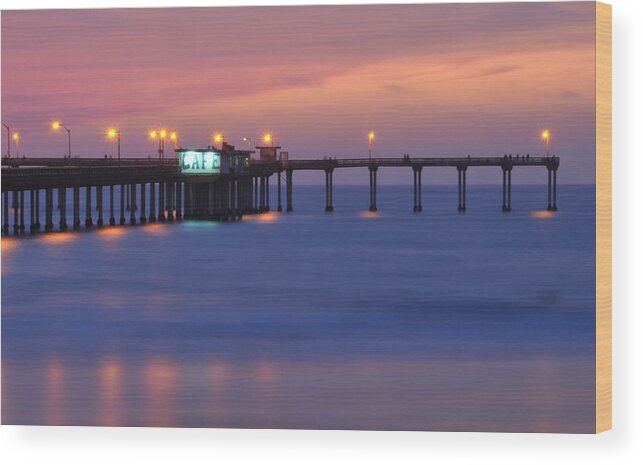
xmin=179 ymin=150 xmax=221 ymax=174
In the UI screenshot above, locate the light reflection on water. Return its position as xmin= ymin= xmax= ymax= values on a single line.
xmin=1 ymin=186 xmax=596 ymax=432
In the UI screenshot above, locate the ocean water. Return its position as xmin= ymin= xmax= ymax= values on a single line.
xmin=1 ymin=184 xmax=596 ymax=432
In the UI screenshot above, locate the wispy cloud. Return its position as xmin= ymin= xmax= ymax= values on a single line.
xmin=1 ymin=3 xmax=596 ymax=183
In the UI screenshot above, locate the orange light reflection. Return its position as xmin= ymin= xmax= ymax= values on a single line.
xmin=359 ymin=211 xmax=380 ymax=218
xmin=99 ymin=355 xmax=123 ymax=426
xmin=531 ymin=210 xmax=556 ymax=219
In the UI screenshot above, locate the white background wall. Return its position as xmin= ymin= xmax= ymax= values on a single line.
xmin=1 ymin=0 xmax=640 ymax=463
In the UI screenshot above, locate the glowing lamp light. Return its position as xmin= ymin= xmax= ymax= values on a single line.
xmin=149 ymin=130 xmax=157 ymax=139
xmin=107 ymin=128 xmax=118 ymax=139
xmin=369 ymin=131 xmax=375 ymax=141
xmin=214 ymin=133 xmax=223 ymax=143
xmin=52 ymin=121 xmax=61 ymax=130
xmin=12 ymin=132 xmax=19 ymax=140
xmin=263 ymin=133 xmax=272 ymax=144
xmin=170 ymin=132 xmax=177 ymax=141
xmin=541 ymin=129 xmax=550 ymax=141
xmin=160 ymin=129 xmax=167 ymax=139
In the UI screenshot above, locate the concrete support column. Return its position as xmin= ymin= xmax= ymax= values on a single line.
xmin=139 ymin=183 xmax=147 ymax=224
xmin=29 ymin=190 xmax=35 ymax=233
xmin=506 ymin=168 xmax=512 ymax=212
xmin=276 ymin=172 xmax=282 ymax=212
xmin=19 ymin=190 xmax=25 ymax=233
xmin=183 ymin=183 xmax=190 ymax=218
xmin=126 ymin=183 xmax=131 ymax=211
xmin=129 ymin=184 xmax=137 ymax=225
xmin=158 ymin=181 xmax=166 ymax=222
xmin=286 ymin=169 xmax=293 ymax=212
xmin=96 ymin=186 xmax=103 ymax=226
xmin=85 ymin=186 xmax=93 ymax=228
xmin=3 ymin=192 xmax=9 ymax=234
xmin=44 ymin=189 xmax=53 ymax=232
xmin=166 ymin=182 xmax=174 ymax=222
xmin=418 ymin=168 xmax=422 ymax=212
xmin=462 ymin=169 xmax=467 ymax=211
xmin=457 ymin=167 xmax=467 ymax=212
xmin=254 ymin=177 xmax=259 ymax=211
xmin=547 ymin=169 xmax=552 ymax=211
xmin=35 ymin=189 xmax=41 ymax=231
xmin=189 ymin=183 xmax=195 ymax=217
xmin=369 ymin=166 xmax=378 ymax=212
xmin=149 ymin=183 xmax=157 ymax=222
xmin=60 ymin=188 xmax=68 ymax=230
xmin=413 ymin=168 xmax=417 ymax=212
xmin=45 ymin=189 xmax=53 ymax=232
xmin=259 ymin=176 xmax=266 ymax=212
xmin=413 ymin=166 xmax=423 ymax=212
xmin=502 ymin=169 xmax=507 ymax=211
xmin=120 ymin=184 xmax=126 ymax=225
xmin=552 ymin=169 xmax=557 ymax=211
xmin=176 ymin=182 xmax=182 ymax=220
xmin=109 ymin=185 xmax=116 ymax=225
xmin=325 ymin=168 xmax=334 ymax=212
xmin=73 ymin=187 xmax=80 ymax=230
xmin=265 ymin=176 xmax=270 ymax=212
xmin=13 ymin=191 xmax=19 ymax=235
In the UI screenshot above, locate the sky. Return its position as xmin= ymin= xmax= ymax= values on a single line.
xmin=1 ymin=3 xmax=596 ymax=184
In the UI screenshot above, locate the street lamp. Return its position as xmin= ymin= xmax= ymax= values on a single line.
xmin=368 ymin=131 xmax=375 ymax=160
xmin=243 ymin=137 xmax=252 ymax=150
xmin=170 ymin=132 xmax=178 ymax=156
xmin=52 ymin=121 xmax=71 ymax=158
xmin=149 ymin=129 xmax=167 ymax=159
xmin=107 ymin=128 xmax=121 ymax=160
xmin=213 ymin=132 xmax=224 ymax=148
xmin=12 ymin=132 xmax=19 ymax=158
xmin=2 ymin=122 xmax=10 ymax=158
xmin=262 ymin=133 xmax=273 ymax=146
xmin=541 ymin=129 xmax=551 ymax=157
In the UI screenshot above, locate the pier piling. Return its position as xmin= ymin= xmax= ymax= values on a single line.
xmin=85 ymin=186 xmax=93 ymax=228
xmin=119 ymin=184 xmax=126 ymax=225
xmin=3 ymin=192 xmax=9 ymax=234
xmin=109 ymin=185 xmax=116 ymax=226
xmin=60 ymin=188 xmax=68 ymax=230
xmin=139 ymin=183 xmax=147 ymax=224
xmin=129 ymin=184 xmax=137 ymax=225
xmin=325 ymin=168 xmax=334 ymax=212
xmin=96 ymin=186 xmax=103 ymax=226
xmin=369 ymin=165 xmax=378 ymax=212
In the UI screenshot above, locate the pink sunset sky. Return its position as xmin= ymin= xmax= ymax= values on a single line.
xmin=1 ymin=3 xmax=596 ymax=184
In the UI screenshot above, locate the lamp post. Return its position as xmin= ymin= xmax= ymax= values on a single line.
xmin=149 ymin=129 xmax=167 ymax=159
xmin=243 ymin=137 xmax=252 ymax=150
xmin=2 ymin=122 xmax=10 ymax=158
xmin=541 ymin=129 xmax=551 ymax=157
xmin=368 ymin=131 xmax=375 ymax=161
xmin=52 ymin=121 xmax=71 ymax=158
xmin=13 ymin=132 xmax=19 ymax=158
xmin=107 ymin=128 xmax=121 ymax=161
xmin=169 ymin=132 xmax=178 ymax=158
xmin=159 ymin=130 xmax=167 ymax=159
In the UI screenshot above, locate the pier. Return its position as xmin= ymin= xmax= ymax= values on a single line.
xmin=1 ymin=152 xmax=559 ymax=236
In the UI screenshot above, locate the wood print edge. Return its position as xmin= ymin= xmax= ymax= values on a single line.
xmin=595 ymin=0 xmax=612 ymax=434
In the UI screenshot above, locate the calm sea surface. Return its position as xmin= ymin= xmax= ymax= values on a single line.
xmin=1 ymin=184 xmax=595 ymax=432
